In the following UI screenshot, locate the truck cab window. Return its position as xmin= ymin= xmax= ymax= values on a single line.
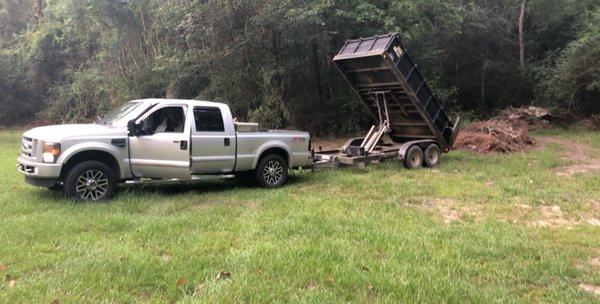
xmin=141 ymin=106 xmax=185 ymax=134
xmin=194 ymin=107 xmax=224 ymax=132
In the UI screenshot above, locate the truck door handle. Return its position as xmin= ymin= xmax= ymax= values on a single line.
xmin=180 ymin=140 xmax=188 ymax=150
xmin=224 ymin=138 xmax=230 ymax=146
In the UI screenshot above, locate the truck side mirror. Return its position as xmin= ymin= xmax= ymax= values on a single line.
xmin=127 ymin=120 xmax=141 ymax=136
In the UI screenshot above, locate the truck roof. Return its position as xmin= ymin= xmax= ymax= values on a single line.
xmin=130 ymin=98 xmax=228 ymax=108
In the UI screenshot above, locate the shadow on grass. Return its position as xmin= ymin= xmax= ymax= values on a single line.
xmin=29 ymin=159 xmax=448 ymax=205
xmin=25 ymin=172 xmax=314 ymax=206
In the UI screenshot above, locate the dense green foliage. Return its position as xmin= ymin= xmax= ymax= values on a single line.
xmin=0 ymin=0 xmax=598 ymax=132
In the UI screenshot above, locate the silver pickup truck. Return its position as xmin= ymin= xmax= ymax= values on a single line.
xmin=17 ymin=99 xmax=311 ymax=201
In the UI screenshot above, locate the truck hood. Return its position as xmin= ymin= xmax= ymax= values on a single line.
xmin=23 ymin=124 xmax=127 ymax=142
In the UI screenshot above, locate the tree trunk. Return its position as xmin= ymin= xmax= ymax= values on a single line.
xmin=518 ymin=0 xmax=527 ymax=69
xmin=311 ymin=35 xmax=324 ymax=106
xmin=34 ymin=0 xmax=44 ymax=24
xmin=481 ymin=60 xmax=488 ymax=111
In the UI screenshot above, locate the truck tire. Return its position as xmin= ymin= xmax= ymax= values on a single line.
xmin=403 ymin=145 xmax=423 ymax=169
xmin=64 ymin=161 xmax=117 ymax=202
xmin=255 ymin=154 xmax=288 ymax=188
xmin=423 ymin=144 xmax=441 ymax=168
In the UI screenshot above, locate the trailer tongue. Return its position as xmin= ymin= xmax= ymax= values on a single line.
xmin=313 ymin=33 xmax=460 ymax=169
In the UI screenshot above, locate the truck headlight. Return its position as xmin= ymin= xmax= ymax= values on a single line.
xmin=42 ymin=143 xmax=61 ymax=163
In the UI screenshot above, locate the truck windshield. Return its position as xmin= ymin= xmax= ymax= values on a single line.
xmin=101 ymin=102 xmax=151 ymax=127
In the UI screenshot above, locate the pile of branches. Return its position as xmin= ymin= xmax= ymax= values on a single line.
xmin=453 ymin=106 xmax=551 ymax=154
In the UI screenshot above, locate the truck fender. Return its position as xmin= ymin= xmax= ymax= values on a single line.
xmin=397 ymin=140 xmax=438 ymax=160
xmin=57 ymin=142 xmax=128 ymax=179
xmin=251 ymin=141 xmax=292 ymax=169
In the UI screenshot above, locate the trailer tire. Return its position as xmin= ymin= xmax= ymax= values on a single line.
xmin=255 ymin=154 xmax=288 ymax=188
xmin=403 ymin=145 xmax=423 ymax=169
xmin=423 ymin=144 xmax=441 ymax=168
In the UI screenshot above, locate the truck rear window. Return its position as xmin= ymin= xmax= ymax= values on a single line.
xmin=194 ymin=107 xmax=225 ymax=132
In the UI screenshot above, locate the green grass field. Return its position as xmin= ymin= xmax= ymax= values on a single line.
xmin=1 ymin=129 xmax=599 ymax=303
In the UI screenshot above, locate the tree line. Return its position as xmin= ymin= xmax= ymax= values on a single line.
xmin=0 ymin=0 xmax=598 ymax=134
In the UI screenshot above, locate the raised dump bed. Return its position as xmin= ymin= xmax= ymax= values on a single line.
xmin=333 ymin=33 xmax=460 ymax=151
xmin=312 ymin=33 xmax=460 ymax=169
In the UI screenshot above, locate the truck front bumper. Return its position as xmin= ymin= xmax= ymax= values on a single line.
xmin=17 ymin=155 xmax=62 ymax=187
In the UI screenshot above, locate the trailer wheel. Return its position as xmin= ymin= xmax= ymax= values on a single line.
xmin=255 ymin=154 xmax=288 ymax=188
xmin=424 ymin=144 xmax=441 ymax=168
xmin=403 ymin=145 xmax=423 ymax=169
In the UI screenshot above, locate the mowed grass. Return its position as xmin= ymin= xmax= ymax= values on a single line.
xmin=1 ymin=129 xmax=599 ymax=303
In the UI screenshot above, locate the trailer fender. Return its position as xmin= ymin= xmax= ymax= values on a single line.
xmin=340 ymin=137 xmax=365 ymax=154
xmin=397 ymin=140 xmax=437 ymax=160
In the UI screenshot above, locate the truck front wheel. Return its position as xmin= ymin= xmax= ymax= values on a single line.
xmin=255 ymin=154 xmax=288 ymax=188
xmin=64 ymin=161 xmax=117 ymax=202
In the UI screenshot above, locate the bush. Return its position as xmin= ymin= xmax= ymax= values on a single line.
xmin=538 ymin=8 xmax=600 ymax=114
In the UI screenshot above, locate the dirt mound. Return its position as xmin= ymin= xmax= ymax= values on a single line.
xmin=454 ymin=106 xmax=550 ymax=153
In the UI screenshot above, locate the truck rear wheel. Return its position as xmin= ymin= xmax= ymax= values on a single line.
xmin=255 ymin=154 xmax=288 ymax=188
xmin=424 ymin=144 xmax=441 ymax=168
xmin=64 ymin=161 xmax=117 ymax=202
xmin=403 ymin=145 xmax=423 ymax=169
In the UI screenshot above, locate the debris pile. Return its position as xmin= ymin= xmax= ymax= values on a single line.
xmin=454 ymin=106 xmax=552 ymax=153
xmin=497 ymin=106 xmax=552 ymax=131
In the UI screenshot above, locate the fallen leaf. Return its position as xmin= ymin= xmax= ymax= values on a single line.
xmin=176 ymin=277 xmax=188 ymax=287
xmin=327 ymin=275 xmax=335 ymax=284
xmin=193 ymin=283 xmax=204 ymax=295
xmin=161 ymin=252 xmax=172 ymax=261
xmin=0 ymin=264 xmax=7 ymax=271
xmin=216 ymin=271 xmax=231 ymax=280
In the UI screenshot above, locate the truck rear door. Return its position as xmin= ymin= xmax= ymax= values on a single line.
xmin=190 ymin=105 xmax=236 ymax=174
xmin=129 ymin=103 xmax=192 ymax=180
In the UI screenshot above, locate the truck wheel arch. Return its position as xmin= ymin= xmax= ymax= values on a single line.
xmin=254 ymin=147 xmax=290 ymax=169
xmin=60 ymin=150 xmax=120 ymax=181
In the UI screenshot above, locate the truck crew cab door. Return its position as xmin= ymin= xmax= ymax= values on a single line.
xmin=190 ymin=106 xmax=236 ymax=174
xmin=129 ymin=104 xmax=191 ymax=180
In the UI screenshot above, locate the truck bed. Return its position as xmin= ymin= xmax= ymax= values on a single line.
xmin=333 ymin=33 xmax=459 ymax=150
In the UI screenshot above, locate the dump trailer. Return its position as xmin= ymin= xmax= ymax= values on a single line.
xmin=313 ymin=33 xmax=460 ymax=169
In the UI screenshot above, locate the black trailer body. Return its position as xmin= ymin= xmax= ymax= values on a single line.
xmin=313 ymin=33 xmax=460 ymax=169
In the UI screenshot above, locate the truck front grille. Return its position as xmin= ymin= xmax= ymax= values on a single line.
xmin=21 ymin=136 xmax=36 ymax=157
